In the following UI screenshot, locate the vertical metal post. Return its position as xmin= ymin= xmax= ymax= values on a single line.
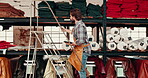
xmin=96 ymin=26 xmax=100 ymax=43
xmin=103 ymin=0 xmax=107 ymax=65
xmin=146 ymin=27 xmax=148 ymax=37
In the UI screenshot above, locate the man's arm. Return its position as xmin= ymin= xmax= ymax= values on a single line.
xmin=61 ymin=27 xmax=72 ymax=34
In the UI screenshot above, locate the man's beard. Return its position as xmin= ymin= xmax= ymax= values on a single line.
xmin=70 ymin=19 xmax=75 ymax=24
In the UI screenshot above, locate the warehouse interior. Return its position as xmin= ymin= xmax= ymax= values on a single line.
xmin=0 ymin=0 xmax=148 ymax=78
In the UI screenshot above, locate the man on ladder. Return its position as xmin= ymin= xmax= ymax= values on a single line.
xmin=62 ymin=8 xmax=91 ymax=78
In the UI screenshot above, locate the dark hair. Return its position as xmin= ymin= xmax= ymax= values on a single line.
xmin=70 ymin=8 xmax=82 ymax=21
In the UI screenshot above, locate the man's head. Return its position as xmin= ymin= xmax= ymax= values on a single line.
xmin=70 ymin=8 xmax=82 ymax=22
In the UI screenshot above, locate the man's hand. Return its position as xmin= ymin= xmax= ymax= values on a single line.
xmin=61 ymin=27 xmax=66 ymax=32
xmin=64 ymin=41 xmax=76 ymax=46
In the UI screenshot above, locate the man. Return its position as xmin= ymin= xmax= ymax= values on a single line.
xmin=61 ymin=8 xmax=91 ymax=78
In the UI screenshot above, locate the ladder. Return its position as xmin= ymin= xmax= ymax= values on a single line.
xmin=25 ymin=31 xmax=72 ymax=78
xmin=25 ymin=0 xmax=73 ymax=78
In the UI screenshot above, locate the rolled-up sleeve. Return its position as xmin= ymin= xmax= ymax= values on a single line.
xmin=75 ymin=25 xmax=85 ymax=45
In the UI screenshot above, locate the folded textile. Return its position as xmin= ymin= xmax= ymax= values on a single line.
xmin=121 ymin=10 xmax=138 ymax=15
xmin=0 ymin=41 xmax=16 ymax=49
xmin=107 ymin=8 xmax=121 ymax=12
xmin=121 ymin=15 xmax=137 ymax=18
xmin=107 ymin=3 xmax=121 ymax=11
xmin=56 ymin=2 xmax=72 ymax=11
xmin=137 ymin=12 xmax=148 ymax=16
xmin=38 ymin=1 xmax=55 ymax=9
xmin=0 ymin=8 xmax=24 ymax=16
xmin=87 ymin=3 xmax=102 ymax=11
xmin=55 ymin=10 xmax=69 ymax=16
xmin=121 ymin=3 xmax=137 ymax=9
xmin=38 ymin=7 xmax=54 ymax=18
xmin=122 ymin=0 xmax=137 ymax=2
xmin=107 ymin=2 xmax=121 ymax=6
xmin=87 ymin=10 xmax=102 ymax=17
xmin=0 ymin=3 xmax=24 ymax=17
xmin=137 ymin=15 xmax=148 ymax=18
xmin=0 ymin=11 xmax=23 ymax=17
xmin=107 ymin=12 xmax=122 ymax=18
xmin=107 ymin=0 xmax=122 ymax=4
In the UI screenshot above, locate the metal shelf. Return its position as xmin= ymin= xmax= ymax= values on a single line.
xmin=0 ymin=50 xmax=148 ymax=56
xmin=0 ymin=17 xmax=102 ymax=26
xmin=0 ymin=17 xmax=148 ymax=27
xmin=0 ymin=50 xmax=104 ymax=55
xmin=106 ymin=51 xmax=148 ymax=56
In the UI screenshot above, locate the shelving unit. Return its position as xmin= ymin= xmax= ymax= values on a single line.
xmin=0 ymin=17 xmax=148 ymax=56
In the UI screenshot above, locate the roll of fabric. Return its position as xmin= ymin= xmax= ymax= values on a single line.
xmin=120 ymin=28 xmax=129 ymax=38
xmin=128 ymin=38 xmax=147 ymax=51
xmin=128 ymin=42 xmax=138 ymax=50
xmin=106 ymin=34 xmax=114 ymax=42
xmin=107 ymin=42 xmax=117 ymax=50
xmin=90 ymin=42 xmax=100 ymax=51
xmin=113 ymin=35 xmax=121 ymax=43
xmin=117 ymin=41 xmax=128 ymax=50
xmin=143 ymin=37 xmax=148 ymax=46
xmin=62 ymin=42 xmax=71 ymax=51
xmin=111 ymin=27 xmax=119 ymax=35
xmin=138 ymin=42 xmax=147 ymax=51
xmin=88 ymin=35 xmax=94 ymax=42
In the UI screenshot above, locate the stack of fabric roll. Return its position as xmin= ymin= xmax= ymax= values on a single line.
xmin=87 ymin=3 xmax=102 ymax=18
xmin=100 ymin=27 xmax=119 ymax=50
xmin=72 ymin=0 xmax=87 ymax=16
xmin=137 ymin=0 xmax=148 ymax=18
xmin=55 ymin=2 xmax=71 ymax=17
xmin=106 ymin=0 xmax=122 ymax=18
xmin=38 ymin=1 xmax=55 ymax=18
xmin=120 ymin=0 xmax=138 ymax=18
xmin=100 ymin=27 xmax=148 ymax=51
xmin=0 ymin=3 xmax=24 ymax=17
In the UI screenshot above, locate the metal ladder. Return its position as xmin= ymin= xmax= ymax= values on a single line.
xmin=25 ymin=31 xmax=72 ymax=78
xmin=25 ymin=0 xmax=73 ymax=78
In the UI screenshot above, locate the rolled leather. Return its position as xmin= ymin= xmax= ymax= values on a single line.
xmin=0 ymin=57 xmax=12 ymax=78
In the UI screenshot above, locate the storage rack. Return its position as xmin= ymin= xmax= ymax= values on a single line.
xmin=0 ymin=0 xmax=148 ymax=63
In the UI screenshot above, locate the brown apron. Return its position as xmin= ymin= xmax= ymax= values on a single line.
xmin=68 ymin=38 xmax=89 ymax=71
